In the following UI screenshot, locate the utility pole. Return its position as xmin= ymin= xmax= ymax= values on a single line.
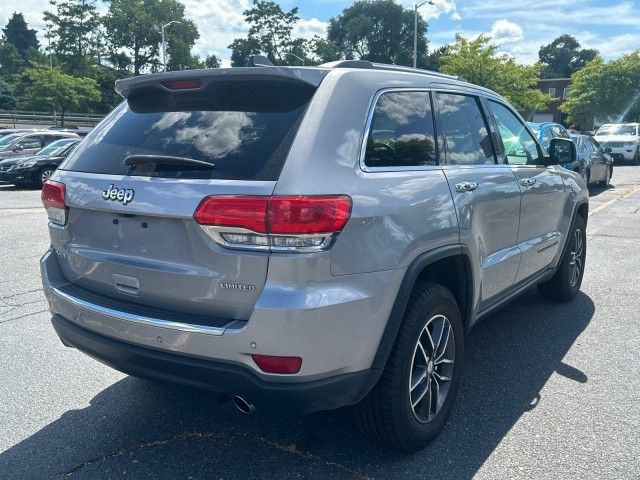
xmin=287 ymin=52 xmax=305 ymax=66
xmin=413 ymin=1 xmax=434 ymax=68
xmin=160 ymin=21 xmax=181 ymax=72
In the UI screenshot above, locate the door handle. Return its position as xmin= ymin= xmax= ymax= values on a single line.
xmin=521 ymin=178 xmax=537 ymax=187
xmin=455 ymin=181 xmax=479 ymax=193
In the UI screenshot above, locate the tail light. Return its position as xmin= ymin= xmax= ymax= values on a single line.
xmin=194 ymin=195 xmax=351 ymax=253
xmin=41 ymin=180 xmax=67 ymax=226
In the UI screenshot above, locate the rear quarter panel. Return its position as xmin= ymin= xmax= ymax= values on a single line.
xmin=274 ymin=69 xmax=459 ymax=275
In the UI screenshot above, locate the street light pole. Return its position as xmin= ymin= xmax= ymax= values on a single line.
xmin=413 ymin=1 xmax=434 ymax=68
xmin=287 ymin=52 xmax=305 ymax=66
xmin=160 ymin=21 xmax=181 ymax=72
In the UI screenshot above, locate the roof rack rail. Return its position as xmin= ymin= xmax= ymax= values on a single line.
xmin=319 ymin=60 xmax=374 ymax=69
xmin=319 ymin=59 xmax=465 ymax=82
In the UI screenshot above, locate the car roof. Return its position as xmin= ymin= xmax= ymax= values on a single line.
xmin=115 ymin=59 xmax=506 ymax=103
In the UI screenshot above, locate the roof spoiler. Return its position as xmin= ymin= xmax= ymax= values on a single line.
xmin=115 ymin=66 xmax=327 ymax=99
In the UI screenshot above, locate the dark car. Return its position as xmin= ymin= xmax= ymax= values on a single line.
xmin=572 ymin=134 xmax=613 ymax=187
xmin=0 ymin=138 xmax=80 ymax=187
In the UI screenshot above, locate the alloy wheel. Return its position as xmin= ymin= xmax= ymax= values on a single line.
xmin=569 ymin=228 xmax=584 ymax=287
xmin=40 ymin=169 xmax=54 ymax=184
xmin=409 ymin=314 xmax=455 ymax=423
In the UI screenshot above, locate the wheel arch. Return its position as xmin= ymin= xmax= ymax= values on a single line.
xmin=370 ymin=245 xmax=473 ymax=371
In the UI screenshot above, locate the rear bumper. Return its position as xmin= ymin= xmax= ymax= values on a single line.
xmin=52 ymin=314 xmax=375 ymax=414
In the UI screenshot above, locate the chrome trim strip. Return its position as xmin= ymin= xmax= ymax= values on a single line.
xmin=359 ymin=87 xmax=440 ymax=173
xmin=51 ymin=286 xmax=230 ymax=336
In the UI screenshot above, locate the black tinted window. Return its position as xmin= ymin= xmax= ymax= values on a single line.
xmin=437 ymin=93 xmax=495 ymax=165
xmin=61 ymin=82 xmax=314 ymax=180
xmin=364 ymin=91 xmax=436 ymax=168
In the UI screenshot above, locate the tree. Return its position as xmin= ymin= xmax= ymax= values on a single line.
xmin=327 ymin=0 xmax=428 ymax=67
xmin=2 ymin=13 xmax=39 ymax=60
xmin=204 ymin=54 xmax=220 ymax=68
xmin=103 ymin=0 xmax=199 ymax=75
xmin=228 ymin=0 xmax=300 ymax=66
xmin=22 ymin=66 xmax=100 ymax=125
xmin=539 ymin=34 xmax=598 ymax=79
xmin=424 ymin=45 xmax=448 ymax=71
xmin=44 ymin=0 xmax=101 ymax=75
xmin=562 ymin=52 xmax=640 ymax=128
xmin=0 ymin=79 xmax=18 ymax=110
xmin=0 ymin=40 xmax=24 ymax=80
xmin=440 ymin=35 xmax=550 ymax=111
xmin=311 ymin=36 xmax=340 ymax=64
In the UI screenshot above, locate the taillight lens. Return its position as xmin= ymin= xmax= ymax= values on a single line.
xmin=252 ymin=354 xmax=302 ymax=374
xmin=41 ymin=180 xmax=67 ymax=226
xmin=194 ymin=195 xmax=352 ymax=253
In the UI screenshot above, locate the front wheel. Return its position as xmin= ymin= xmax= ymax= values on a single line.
xmin=538 ymin=215 xmax=586 ymax=301
xmin=354 ymin=283 xmax=464 ymax=452
xmin=599 ymin=166 xmax=612 ymax=187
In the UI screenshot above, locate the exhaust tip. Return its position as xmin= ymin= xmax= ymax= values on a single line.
xmin=231 ymin=395 xmax=256 ymax=415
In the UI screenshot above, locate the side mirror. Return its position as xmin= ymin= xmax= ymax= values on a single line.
xmin=12 ymin=145 xmax=23 ymax=152
xmin=604 ymin=147 xmax=612 ymax=154
xmin=548 ymin=138 xmax=576 ymax=166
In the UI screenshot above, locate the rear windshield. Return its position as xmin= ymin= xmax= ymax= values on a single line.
xmin=60 ymin=81 xmax=315 ymax=180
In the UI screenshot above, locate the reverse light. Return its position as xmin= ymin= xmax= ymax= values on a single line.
xmin=41 ymin=180 xmax=67 ymax=226
xmin=252 ymin=354 xmax=302 ymax=374
xmin=194 ymin=195 xmax=352 ymax=253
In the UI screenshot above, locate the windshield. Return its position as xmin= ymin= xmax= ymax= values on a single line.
xmin=37 ymin=139 xmax=77 ymax=156
xmin=0 ymin=134 xmax=20 ymax=149
xmin=597 ymin=125 xmax=637 ymax=136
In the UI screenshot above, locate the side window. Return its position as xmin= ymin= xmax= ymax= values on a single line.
xmin=541 ymin=129 xmax=554 ymax=149
xmin=552 ymin=126 xmax=570 ymax=139
xmin=44 ymin=135 xmax=62 ymax=145
xmin=363 ymin=91 xmax=436 ymax=168
xmin=18 ymin=136 xmax=42 ymax=149
xmin=437 ymin=93 xmax=495 ymax=165
xmin=488 ymin=101 xmax=542 ymax=166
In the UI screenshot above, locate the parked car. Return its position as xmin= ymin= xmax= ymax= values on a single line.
xmin=594 ymin=123 xmax=640 ymax=164
xmin=527 ymin=122 xmax=578 ymax=171
xmin=0 ymin=128 xmax=36 ymax=139
xmin=40 ymin=60 xmax=587 ymax=452
xmin=0 ymin=138 xmax=80 ymax=187
xmin=571 ymin=134 xmax=614 ymax=188
xmin=0 ymin=131 xmax=79 ymax=160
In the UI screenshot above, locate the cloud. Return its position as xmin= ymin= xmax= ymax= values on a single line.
xmin=293 ymin=18 xmax=328 ymax=40
xmin=489 ymin=19 xmax=523 ymax=45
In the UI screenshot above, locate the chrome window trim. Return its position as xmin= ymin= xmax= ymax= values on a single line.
xmin=359 ymin=87 xmax=440 ymax=173
xmin=51 ymin=285 xmax=233 ymax=336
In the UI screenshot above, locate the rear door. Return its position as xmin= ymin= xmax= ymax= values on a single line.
xmin=435 ymin=90 xmax=522 ymax=306
xmin=486 ymin=100 xmax=567 ymax=283
xmin=17 ymin=134 xmax=44 ymax=156
xmin=51 ymin=74 xmax=318 ymax=320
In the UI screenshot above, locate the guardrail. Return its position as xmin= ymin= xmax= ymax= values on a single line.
xmin=0 ymin=110 xmax=106 ymax=128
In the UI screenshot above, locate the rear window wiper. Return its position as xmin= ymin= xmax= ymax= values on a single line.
xmin=124 ymin=154 xmax=216 ymax=169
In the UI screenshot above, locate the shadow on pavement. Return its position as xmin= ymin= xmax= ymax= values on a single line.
xmin=0 ymin=290 xmax=594 ymax=480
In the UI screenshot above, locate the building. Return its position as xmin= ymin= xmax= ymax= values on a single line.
xmin=529 ymin=78 xmax=572 ymax=125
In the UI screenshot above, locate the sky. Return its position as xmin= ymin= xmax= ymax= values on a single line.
xmin=1 ymin=0 xmax=640 ymax=67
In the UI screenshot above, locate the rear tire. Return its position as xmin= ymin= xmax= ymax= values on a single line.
xmin=538 ymin=215 xmax=586 ymax=301
xmin=634 ymin=148 xmax=640 ymax=166
xmin=354 ymin=282 xmax=464 ymax=452
xmin=38 ymin=167 xmax=55 ymax=188
xmin=598 ymin=166 xmax=612 ymax=187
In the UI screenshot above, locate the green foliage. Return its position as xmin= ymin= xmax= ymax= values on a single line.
xmin=22 ymin=66 xmax=100 ymax=124
xmin=204 ymin=54 xmax=220 ymax=68
xmin=424 ymin=45 xmax=448 ymax=71
xmin=440 ymin=35 xmax=550 ymax=111
xmin=539 ymin=35 xmax=598 ymax=79
xmin=2 ymin=13 xmax=39 ymax=60
xmin=103 ymin=0 xmax=199 ymax=74
xmin=562 ymin=52 xmax=640 ymax=127
xmin=311 ymin=36 xmax=340 ymax=64
xmin=0 ymin=40 xmax=24 ymax=80
xmin=327 ymin=0 xmax=428 ymax=67
xmin=229 ymin=0 xmax=301 ymax=66
xmin=44 ymin=0 xmax=101 ymax=75
xmin=0 ymin=79 xmax=18 ymax=110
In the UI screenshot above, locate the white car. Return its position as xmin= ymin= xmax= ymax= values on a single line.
xmin=594 ymin=123 xmax=640 ymax=164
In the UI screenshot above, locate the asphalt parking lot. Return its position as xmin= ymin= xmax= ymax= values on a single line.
xmin=1 ymin=167 xmax=639 ymax=480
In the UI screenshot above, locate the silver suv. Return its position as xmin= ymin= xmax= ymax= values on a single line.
xmin=40 ymin=60 xmax=588 ymax=452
